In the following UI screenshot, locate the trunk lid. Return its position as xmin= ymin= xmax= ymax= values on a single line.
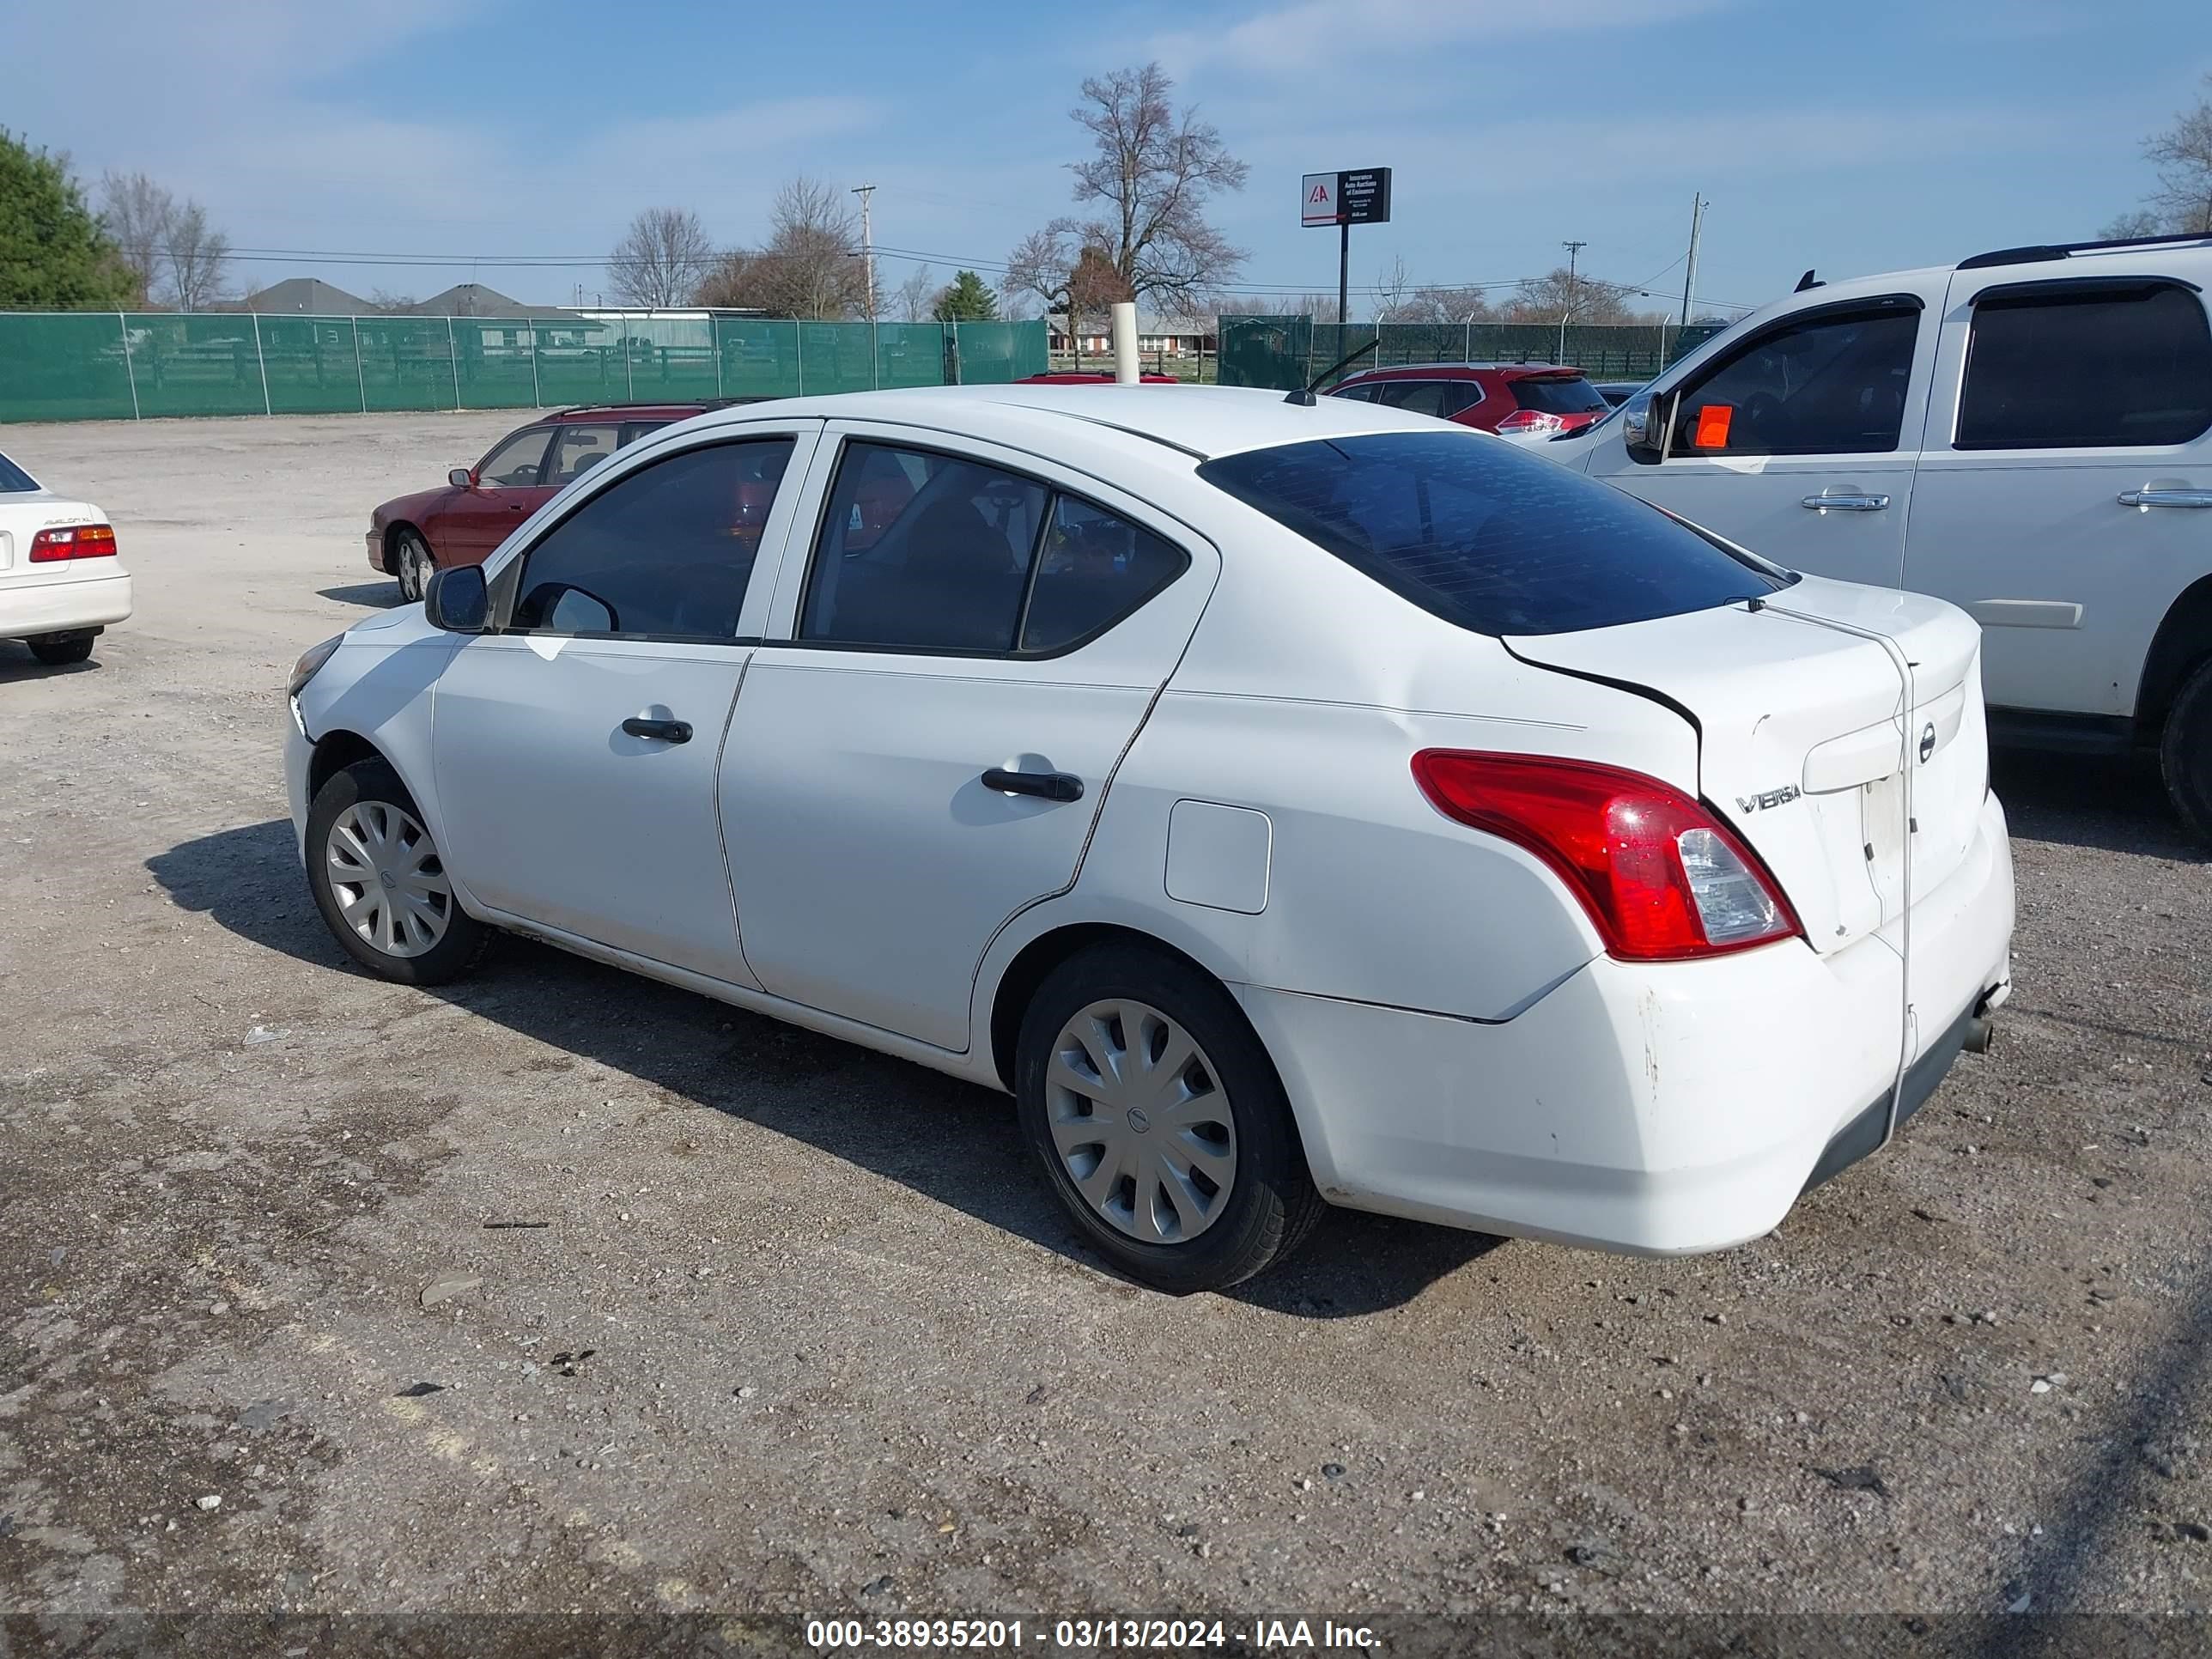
xmin=0 ymin=493 xmax=103 ymax=586
xmin=1505 ymin=574 xmax=1985 ymax=956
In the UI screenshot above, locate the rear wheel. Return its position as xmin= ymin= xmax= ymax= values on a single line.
xmin=2160 ymin=658 xmax=2212 ymax=843
xmin=27 ymin=631 xmax=96 ymax=666
xmin=393 ymin=531 xmax=434 ymax=604
xmin=1015 ymin=943 xmax=1322 ymax=1293
xmin=306 ymin=757 xmax=489 ymax=985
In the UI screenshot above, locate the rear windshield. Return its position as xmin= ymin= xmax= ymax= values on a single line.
xmin=1196 ymin=431 xmax=1788 ymax=637
xmin=1510 ymin=375 xmax=1608 ymax=415
xmin=0 ymin=451 xmax=37 ymax=492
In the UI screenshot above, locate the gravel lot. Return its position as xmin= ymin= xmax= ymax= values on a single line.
xmin=3 ymin=412 xmax=2209 ymax=1638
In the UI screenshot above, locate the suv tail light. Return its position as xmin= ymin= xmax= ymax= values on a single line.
xmin=28 ymin=524 xmax=118 ymax=563
xmin=1493 ymin=410 xmax=1567 ymax=437
xmin=1411 ymin=750 xmax=1802 ymax=961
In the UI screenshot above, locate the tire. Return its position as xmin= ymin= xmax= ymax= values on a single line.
xmin=393 ymin=531 xmax=433 ymax=604
xmin=27 ymin=633 xmax=95 ymax=666
xmin=2160 ymin=657 xmax=2212 ymax=844
xmin=1015 ymin=943 xmax=1323 ymax=1294
xmin=306 ymin=757 xmax=489 ymax=986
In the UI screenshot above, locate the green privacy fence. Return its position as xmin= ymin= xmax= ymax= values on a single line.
xmin=0 ymin=313 xmax=1050 ymax=424
xmin=1218 ymin=316 xmax=1731 ymax=392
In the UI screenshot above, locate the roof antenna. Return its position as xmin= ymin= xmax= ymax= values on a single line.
xmin=1794 ymin=269 xmax=1822 ymax=292
xmin=1285 ymin=336 xmax=1380 ymax=405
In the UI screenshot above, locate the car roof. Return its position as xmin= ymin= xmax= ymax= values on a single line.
xmin=544 ymin=402 xmax=722 ymax=422
xmin=677 ymin=383 xmax=1453 ymax=465
xmin=1339 ymin=362 xmax=1586 ymax=382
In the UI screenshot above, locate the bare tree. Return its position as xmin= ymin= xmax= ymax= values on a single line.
xmin=1373 ymin=254 xmax=1413 ymax=323
xmin=2102 ymin=209 xmax=2165 ymax=240
xmin=97 ymin=171 xmax=172 ymax=306
xmin=609 ymin=207 xmax=715 ymax=309
xmin=694 ymin=248 xmax=764 ymax=310
xmin=2134 ymin=74 xmax=2212 ymax=234
xmin=1391 ymin=284 xmax=1494 ymax=325
xmin=164 ymin=201 xmax=231 ymax=312
xmin=1498 ymin=267 xmax=1641 ymax=327
xmin=758 ymin=177 xmax=866 ymax=319
xmin=367 ymin=288 xmax=420 ymax=313
xmin=1006 ymin=62 xmax=1247 ymax=321
xmin=893 ymin=263 xmax=941 ymax=323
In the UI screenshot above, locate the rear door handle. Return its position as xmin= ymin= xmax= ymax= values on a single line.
xmin=622 ymin=717 xmax=692 ymax=744
xmin=2118 ymin=488 xmax=2212 ymax=509
xmin=981 ymin=767 xmax=1084 ymax=802
xmin=1801 ymin=491 xmax=1891 ymax=512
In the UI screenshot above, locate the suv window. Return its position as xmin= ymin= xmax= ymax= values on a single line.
xmin=1668 ymin=304 xmax=1918 ymax=458
xmin=1956 ymin=282 xmax=2212 ymax=450
xmin=1445 ymin=381 xmax=1486 ymax=416
xmin=1328 ymin=384 xmax=1378 ymax=403
xmin=548 ymin=423 xmax=622 ymax=485
xmin=1374 ymin=380 xmax=1452 ymax=418
xmin=799 ymin=441 xmax=1187 ymax=654
xmin=510 ymin=439 xmax=794 ymax=638
xmin=477 ymin=427 xmax=552 ymax=487
xmin=1198 ymin=430 xmax=1788 ymax=637
xmin=1510 ymin=376 xmax=1607 ymax=416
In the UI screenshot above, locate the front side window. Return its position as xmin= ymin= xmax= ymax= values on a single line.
xmin=477 ymin=427 xmax=552 ymax=487
xmin=1957 ymin=283 xmax=2212 ymax=450
xmin=799 ymin=441 xmax=1188 ymax=654
xmin=1199 ymin=430 xmax=1788 ymax=638
xmin=510 ymin=439 xmax=794 ymax=639
xmin=1667 ymin=305 xmax=1918 ymax=458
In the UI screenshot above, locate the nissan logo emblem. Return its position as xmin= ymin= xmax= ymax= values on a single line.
xmin=1918 ymin=723 xmax=1937 ymax=763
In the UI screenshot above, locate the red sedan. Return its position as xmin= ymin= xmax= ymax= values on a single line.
xmin=368 ymin=403 xmax=734 ymax=601
xmin=1328 ymin=363 xmax=1613 ymax=438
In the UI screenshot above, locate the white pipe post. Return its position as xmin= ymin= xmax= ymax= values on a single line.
xmin=118 ymin=313 xmax=140 ymax=420
xmin=447 ymin=315 xmax=462 ymax=410
xmin=530 ymin=319 xmax=543 ymax=408
xmin=252 ymin=313 xmax=272 ymax=416
xmin=351 ymin=317 xmax=367 ymax=411
xmin=1110 ymin=301 xmax=1139 ymax=384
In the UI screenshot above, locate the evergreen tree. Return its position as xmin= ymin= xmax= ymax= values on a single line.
xmin=0 ymin=130 xmax=135 ymax=309
xmin=933 ymin=270 xmax=1000 ymax=323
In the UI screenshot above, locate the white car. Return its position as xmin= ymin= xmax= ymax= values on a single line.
xmin=284 ymin=386 xmax=2014 ymax=1292
xmin=1534 ymin=232 xmax=2212 ymax=836
xmin=0 ymin=447 xmax=131 ymax=665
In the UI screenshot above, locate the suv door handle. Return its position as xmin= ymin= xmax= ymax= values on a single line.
xmin=981 ymin=767 xmax=1084 ymax=802
xmin=2118 ymin=488 xmax=2212 ymax=509
xmin=1801 ymin=491 xmax=1891 ymax=513
xmin=621 ymin=717 xmax=693 ymax=744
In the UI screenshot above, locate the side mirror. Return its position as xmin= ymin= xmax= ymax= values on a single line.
xmin=448 ymin=467 xmax=476 ymax=489
xmin=423 ymin=564 xmax=489 ymax=632
xmin=1622 ymin=387 xmax=1671 ymax=463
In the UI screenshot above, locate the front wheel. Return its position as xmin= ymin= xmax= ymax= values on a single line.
xmin=1015 ymin=944 xmax=1322 ymax=1293
xmin=306 ymin=758 xmax=489 ymax=985
xmin=2160 ymin=658 xmax=2212 ymax=844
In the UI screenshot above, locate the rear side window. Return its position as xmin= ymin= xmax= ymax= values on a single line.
xmin=1373 ymin=381 xmax=1452 ymax=417
xmin=1198 ymin=431 xmax=1787 ymax=638
xmin=511 ymin=439 xmax=794 ymax=638
xmin=1956 ymin=283 xmax=2212 ymax=450
xmin=0 ymin=451 xmax=35 ymax=492
xmin=1668 ymin=305 xmax=1918 ymax=457
xmin=1510 ymin=376 xmax=1608 ymax=416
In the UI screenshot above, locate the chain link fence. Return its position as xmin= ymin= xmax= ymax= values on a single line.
xmin=0 ymin=313 xmax=1050 ymax=424
xmin=1218 ymin=315 xmax=1730 ymax=391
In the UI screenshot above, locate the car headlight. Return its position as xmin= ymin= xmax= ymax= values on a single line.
xmin=288 ymin=635 xmax=343 ymax=701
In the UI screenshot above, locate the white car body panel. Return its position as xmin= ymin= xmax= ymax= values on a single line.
xmin=0 ymin=466 xmax=132 ymax=643
xmin=290 ymin=385 xmax=2015 ymax=1258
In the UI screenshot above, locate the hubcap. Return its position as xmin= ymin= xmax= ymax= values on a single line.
xmin=325 ymin=800 xmax=452 ymax=958
xmin=1045 ymin=1000 xmax=1236 ymax=1245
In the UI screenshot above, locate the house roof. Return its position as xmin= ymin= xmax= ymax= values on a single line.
xmin=240 ymin=277 xmax=374 ymax=314
xmin=410 ymin=283 xmax=536 ymax=318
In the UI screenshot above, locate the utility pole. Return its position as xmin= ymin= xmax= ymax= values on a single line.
xmin=851 ymin=184 xmax=877 ymax=320
xmin=1559 ymin=240 xmax=1587 ymax=363
xmin=1679 ymin=195 xmax=1705 ymax=333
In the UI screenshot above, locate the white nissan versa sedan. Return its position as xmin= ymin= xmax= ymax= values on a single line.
xmin=284 ymin=385 xmax=2014 ymax=1292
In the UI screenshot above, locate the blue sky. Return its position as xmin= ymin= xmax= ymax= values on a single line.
xmin=14 ymin=0 xmax=2209 ymax=318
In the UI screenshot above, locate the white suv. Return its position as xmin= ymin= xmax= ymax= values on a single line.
xmin=1541 ymin=234 xmax=2212 ymax=836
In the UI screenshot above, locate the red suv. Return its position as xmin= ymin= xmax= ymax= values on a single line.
xmin=1327 ymin=363 xmax=1612 ymax=438
xmin=368 ymin=402 xmax=754 ymax=601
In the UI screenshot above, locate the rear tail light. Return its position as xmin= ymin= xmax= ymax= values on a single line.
xmin=28 ymin=524 xmax=118 ymax=562
xmin=1494 ymin=410 xmax=1567 ymax=437
xmin=1411 ymin=750 xmax=1802 ymax=961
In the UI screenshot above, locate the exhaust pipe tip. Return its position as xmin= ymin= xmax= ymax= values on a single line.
xmin=1962 ymin=1013 xmax=1996 ymax=1055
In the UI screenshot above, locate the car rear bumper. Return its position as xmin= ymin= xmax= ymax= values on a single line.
xmin=0 ymin=569 xmax=133 ymax=640
xmin=1242 ymin=790 xmax=2015 ymax=1255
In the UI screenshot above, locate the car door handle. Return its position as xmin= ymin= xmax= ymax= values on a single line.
xmin=1800 ymin=491 xmax=1891 ymax=512
xmin=981 ymin=767 xmax=1084 ymax=802
xmin=2118 ymin=488 xmax=2212 ymax=509
xmin=621 ymin=717 xmax=693 ymax=744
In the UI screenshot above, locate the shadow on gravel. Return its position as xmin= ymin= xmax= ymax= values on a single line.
xmin=0 ymin=641 xmax=104 ymax=681
xmin=318 ymin=581 xmax=403 ymax=609
xmin=149 ymin=817 xmax=1495 ymax=1314
xmin=1992 ymin=747 xmax=2203 ymax=863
